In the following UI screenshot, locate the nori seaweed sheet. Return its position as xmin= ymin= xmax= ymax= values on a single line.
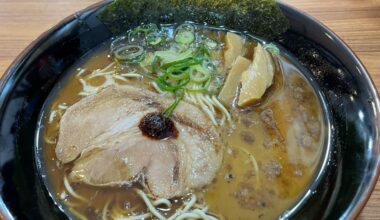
xmin=97 ymin=0 xmax=289 ymax=40
xmin=276 ymin=32 xmax=354 ymax=96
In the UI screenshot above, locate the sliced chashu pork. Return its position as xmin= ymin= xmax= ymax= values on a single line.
xmin=55 ymin=85 xmax=222 ymax=198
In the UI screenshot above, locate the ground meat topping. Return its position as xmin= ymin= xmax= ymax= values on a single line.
xmin=260 ymin=108 xmax=285 ymax=143
xmin=233 ymin=183 xmax=271 ymax=211
xmin=260 ymin=109 xmax=277 ymax=130
xmin=240 ymin=131 xmax=255 ymax=144
xmin=262 ymin=160 xmax=282 ymax=178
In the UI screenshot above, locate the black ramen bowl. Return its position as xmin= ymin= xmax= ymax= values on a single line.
xmin=0 ymin=1 xmax=379 ymax=219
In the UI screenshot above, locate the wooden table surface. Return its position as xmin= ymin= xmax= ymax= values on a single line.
xmin=0 ymin=0 xmax=379 ymax=219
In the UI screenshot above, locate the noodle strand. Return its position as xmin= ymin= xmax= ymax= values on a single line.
xmin=136 ymin=189 xmax=166 ymax=220
xmin=63 ymin=175 xmax=89 ymax=202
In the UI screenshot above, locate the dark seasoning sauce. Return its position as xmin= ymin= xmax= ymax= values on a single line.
xmin=40 ymin=24 xmax=326 ymax=220
xmin=139 ymin=113 xmax=178 ymax=140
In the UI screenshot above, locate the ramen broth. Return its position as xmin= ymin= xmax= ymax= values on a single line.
xmin=41 ymin=24 xmax=325 ymax=220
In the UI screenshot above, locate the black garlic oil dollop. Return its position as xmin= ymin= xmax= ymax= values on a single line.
xmin=139 ymin=113 xmax=178 ymax=140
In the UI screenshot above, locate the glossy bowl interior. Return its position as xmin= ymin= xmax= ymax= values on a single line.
xmin=0 ymin=1 xmax=379 ymax=220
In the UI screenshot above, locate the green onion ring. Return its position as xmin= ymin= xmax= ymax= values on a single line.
xmin=146 ymin=32 xmax=163 ymax=45
xmin=114 ymin=45 xmax=145 ymax=62
xmin=167 ymin=67 xmax=190 ymax=81
xmin=175 ymin=23 xmax=195 ymax=45
xmin=175 ymin=23 xmax=195 ymax=34
xmin=151 ymin=56 xmax=161 ymax=74
xmin=189 ymin=66 xmax=210 ymax=83
xmin=110 ymin=36 xmax=128 ymax=53
xmin=156 ymin=76 xmax=190 ymax=92
xmin=133 ymin=23 xmax=159 ymax=35
xmin=175 ymin=31 xmax=195 ymax=44
xmin=161 ymin=57 xmax=200 ymax=70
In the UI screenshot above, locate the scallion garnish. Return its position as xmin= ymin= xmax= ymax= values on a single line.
xmin=175 ymin=31 xmax=195 ymax=44
xmin=175 ymin=23 xmax=195 ymax=45
xmin=163 ymin=90 xmax=184 ymax=118
xmin=113 ymin=45 xmax=145 ymax=64
xmin=153 ymin=46 xmax=210 ymax=94
xmin=131 ymin=23 xmax=159 ymax=35
xmin=111 ymin=23 xmax=221 ymax=118
xmin=146 ymin=32 xmax=163 ymax=46
xmin=189 ymin=65 xmax=210 ymax=83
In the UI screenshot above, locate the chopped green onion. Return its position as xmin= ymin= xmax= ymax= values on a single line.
xmin=204 ymin=37 xmax=219 ymax=50
xmin=174 ymin=43 xmax=190 ymax=53
xmin=175 ymin=23 xmax=195 ymax=34
xmin=128 ymin=23 xmax=160 ymax=45
xmin=159 ymin=46 xmax=208 ymax=71
xmin=113 ymin=45 xmax=145 ymax=64
xmin=175 ymin=23 xmax=195 ymax=45
xmin=146 ymin=32 xmax=163 ymax=45
xmin=140 ymin=52 xmax=155 ymax=71
xmin=163 ymin=90 xmax=184 ymax=118
xmin=175 ymin=31 xmax=195 ymax=44
xmin=151 ymin=56 xmax=161 ymax=74
xmin=189 ymin=65 xmax=211 ymax=83
xmin=110 ymin=23 xmax=227 ymax=119
xmin=114 ymin=45 xmax=144 ymax=60
xmin=156 ymin=76 xmax=190 ymax=92
xmin=167 ymin=66 xmax=190 ymax=81
xmin=193 ymin=46 xmax=210 ymax=61
xmin=132 ymin=23 xmax=159 ymax=35
xmin=155 ymin=50 xmax=193 ymax=64
xmin=110 ymin=36 xmax=128 ymax=53
xmin=153 ymin=46 xmax=211 ymax=93
xmin=161 ymin=57 xmax=200 ymax=71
